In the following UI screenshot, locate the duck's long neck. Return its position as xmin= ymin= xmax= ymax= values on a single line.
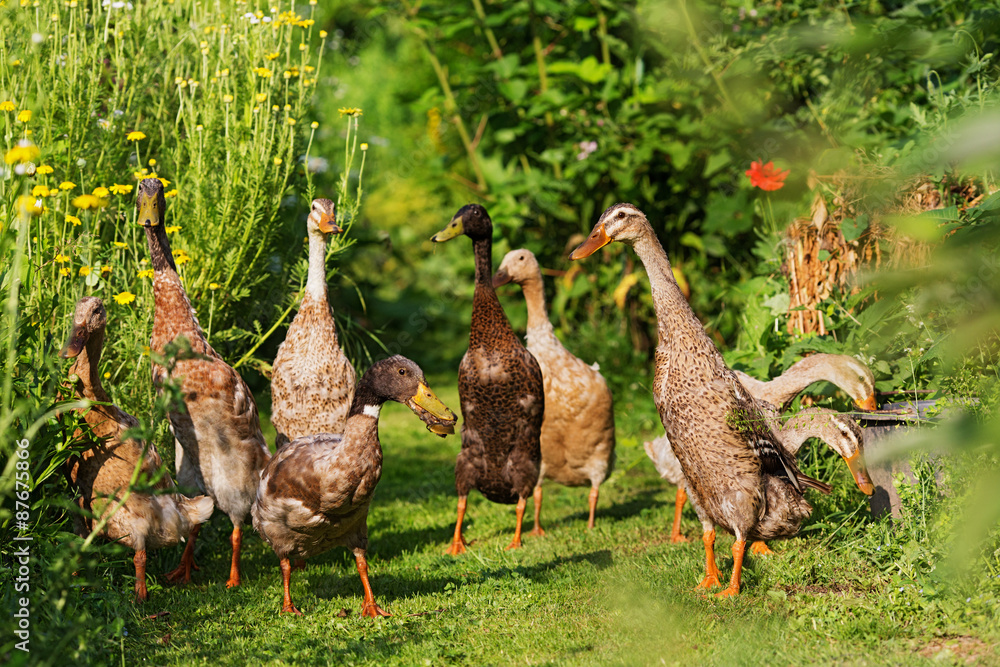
xmin=631 ymin=228 xmax=704 ymax=346
xmin=520 ymin=275 xmax=554 ymax=337
xmin=343 ymin=377 xmax=384 ymax=456
xmin=470 ymin=236 xmax=516 ymax=348
xmin=146 ymin=224 xmax=212 ymax=356
xmin=767 ymin=356 xmax=833 ymax=407
xmin=305 ymin=230 xmax=329 ymax=305
xmin=70 ymin=330 xmax=110 ymax=404
xmin=779 ymin=409 xmax=833 ymax=455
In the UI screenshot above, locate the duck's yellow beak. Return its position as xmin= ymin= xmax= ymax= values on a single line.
xmin=842 ymin=451 xmax=874 ymax=496
xmin=570 ymin=222 xmax=610 ymax=259
xmin=410 ymin=382 xmax=457 ymax=436
xmin=317 ymin=211 xmax=341 ymax=234
xmin=854 ymin=393 xmax=877 ymax=411
xmin=136 ymin=190 xmax=161 ymax=227
xmin=431 ymin=216 xmax=463 ymax=243
xmin=60 ymin=325 xmax=88 ymax=359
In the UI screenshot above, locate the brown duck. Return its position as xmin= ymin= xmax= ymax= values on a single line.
xmin=252 ymin=356 xmax=456 ymax=616
xmin=493 ymin=248 xmax=615 ymax=532
xmin=61 ymin=297 xmax=214 ymax=602
xmin=270 ymin=198 xmax=357 ymax=447
xmin=138 ymin=178 xmax=271 ymax=588
xmin=431 ymin=204 xmax=545 ymax=554
xmin=571 ymin=202 xmax=830 ymax=597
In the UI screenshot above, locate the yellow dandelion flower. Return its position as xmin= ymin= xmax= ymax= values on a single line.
xmin=273 ymin=157 xmax=282 ymax=166
xmin=256 ymin=93 xmax=267 ymax=103
xmin=72 ymin=194 xmax=107 ymax=210
xmin=132 ymin=170 xmax=146 ymax=180
xmin=286 ymin=117 xmax=296 ymax=125
xmin=36 ymin=164 xmax=54 ymax=175
xmin=298 ymin=43 xmax=307 ymax=51
xmin=65 ymin=215 xmax=81 ymax=226
xmin=79 ymin=266 xmax=91 ymax=277
xmin=272 ymin=105 xmax=280 ymax=112
xmin=113 ymin=291 xmax=136 ymax=305
xmin=165 ymin=189 xmax=178 ymax=198
xmin=54 ymin=254 xmax=70 ymax=264
xmin=4 ymin=141 xmax=40 ymax=165
xmin=209 ymin=282 xmax=220 ymax=290
xmin=303 ymin=65 xmax=315 ymax=73
xmin=265 ymin=52 xmax=279 ymax=60
xmin=92 ymin=186 xmax=110 ymax=198
xmin=219 ymin=68 xmax=230 ymax=77
xmin=11 ymin=60 xmax=21 ymax=67
xmin=109 ymin=184 xmax=133 ymax=195
xmin=138 ymin=269 xmax=154 ymax=279
xmin=59 ymin=267 xmax=70 ymax=277
xmin=319 ymin=30 xmax=327 ymax=38
xmin=338 ymin=107 xmax=363 ymax=117
xmin=101 ymin=265 xmax=112 ymax=275
xmin=59 ymin=181 xmax=76 ymax=190
xmin=16 ymin=196 xmax=43 ymax=216
xmin=141 ymin=345 xmax=150 ymax=356
xmin=104 ymin=372 xmax=111 ymax=380
xmin=361 ymin=143 xmax=369 ymax=151
xmin=175 ymin=254 xmax=192 ymax=265
xmin=165 ymin=225 xmax=181 ymax=234
xmin=31 ymin=185 xmax=51 ymax=197
xmin=148 ymin=159 xmax=156 ymax=166
xmin=0 ymin=101 xmax=15 ymax=112
xmin=17 ymin=110 xmax=32 ymax=122
xmin=223 ymin=94 xmax=234 ymax=104
xmin=254 ymin=67 xmax=272 ymax=78
xmin=171 ymin=249 xmax=187 ymax=257
xmin=113 ymin=241 xmax=127 ymax=248
xmin=311 ymin=121 xmax=319 ymax=129
xmin=195 ymin=125 xmax=204 ymax=132
xmin=157 ymin=177 xmax=171 ymax=188
xmin=127 ymin=130 xmax=146 ymax=141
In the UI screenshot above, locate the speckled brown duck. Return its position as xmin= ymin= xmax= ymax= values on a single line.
xmin=252 ymin=356 xmax=456 ymax=617
xmin=647 ymin=354 xmax=876 ymax=545
xmin=493 ymin=248 xmax=615 ymax=532
xmin=571 ymin=202 xmax=830 ymax=597
xmin=270 ymin=198 xmax=356 ymax=448
xmin=61 ymin=297 xmax=214 ymax=602
xmin=431 ymin=204 xmax=545 ymax=554
xmin=138 ymin=178 xmax=271 ymax=589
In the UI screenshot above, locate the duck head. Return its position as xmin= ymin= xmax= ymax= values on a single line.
xmin=815 ymin=412 xmax=874 ymax=496
xmin=368 ymin=356 xmax=457 ymax=437
xmin=307 ymin=198 xmax=342 ymax=235
xmin=492 ymin=248 xmax=540 ymax=288
xmin=838 ymin=356 xmax=877 ymax=411
xmin=60 ymin=297 xmax=107 ymax=359
xmin=570 ymin=202 xmax=649 ymax=259
xmin=136 ymin=178 xmax=166 ymax=228
xmin=431 ymin=203 xmax=492 ymax=243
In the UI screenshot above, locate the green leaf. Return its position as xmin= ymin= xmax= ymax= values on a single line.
xmin=574 ymin=16 xmax=598 ymax=32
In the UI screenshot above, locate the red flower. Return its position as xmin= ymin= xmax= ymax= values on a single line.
xmin=745 ymin=160 xmax=789 ymax=191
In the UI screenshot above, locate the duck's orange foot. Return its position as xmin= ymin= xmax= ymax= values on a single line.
xmin=135 ymin=583 xmax=149 ymax=603
xmin=281 ymin=603 xmax=303 ymax=616
xmin=530 ymin=526 xmax=546 ymax=537
xmin=225 ymin=573 xmax=241 ymax=589
xmin=504 ymin=537 xmax=523 ymax=551
xmin=695 ymin=573 xmax=721 ymax=590
xmin=749 ymin=541 xmax=775 ymax=557
xmin=360 ymin=602 xmax=391 ymax=618
xmin=444 ymin=538 xmax=467 ymax=556
xmin=164 ymin=562 xmax=192 ymax=585
xmin=670 ymin=532 xmax=691 ymax=544
xmin=714 ymin=584 xmax=740 ymax=598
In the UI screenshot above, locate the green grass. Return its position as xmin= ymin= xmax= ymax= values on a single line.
xmin=39 ymin=378 xmax=993 ymax=666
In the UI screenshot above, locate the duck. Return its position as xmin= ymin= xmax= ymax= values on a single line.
xmin=271 ymin=198 xmax=357 ymax=448
xmin=647 ymin=353 xmax=876 ymax=544
xmin=61 ymin=297 xmax=214 ymax=602
xmin=645 ymin=407 xmax=874 ymax=550
xmin=252 ymin=355 xmax=456 ymax=616
xmin=571 ymin=202 xmax=831 ymax=597
xmin=493 ymin=248 xmax=615 ymax=532
xmin=138 ymin=177 xmax=271 ymax=588
xmin=431 ymin=204 xmax=545 ymax=554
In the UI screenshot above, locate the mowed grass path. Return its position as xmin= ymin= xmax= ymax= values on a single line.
xmin=120 ymin=379 xmax=996 ymax=666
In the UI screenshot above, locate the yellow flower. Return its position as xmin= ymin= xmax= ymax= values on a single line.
xmin=254 ymin=67 xmax=272 ymax=78
xmin=338 ymin=107 xmax=363 ymax=117
xmin=54 ymin=254 xmax=70 ymax=264
xmin=4 ymin=141 xmax=39 ymax=164
xmin=311 ymin=121 xmax=319 ymax=129
xmin=223 ymin=94 xmax=234 ymax=104
xmin=65 ymin=215 xmax=81 ymax=226
xmin=157 ymin=177 xmax=171 ymax=188
xmin=59 ymin=267 xmax=70 ymax=277
xmin=109 ymin=184 xmax=133 ymax=195
xmin=113 ymin=241 xmax=127 ymax=248
xmin=195 ymin=125 xmax=204 ymax=132
xmin=361 ymin=143 xmax=369 ymax=151
xmin=17 ymin=110 xmax=32 ymax=122
xmin=209 ymin=282 xmax=220 ymax=290
xmin=148 ymin=159 xmax=157 ymax=166
xmin=141 ymin=345 xmax=150 ymax=356
xmin=0 ymin=101 xmax=15 ymax=111
xmin=79 ymin=266 xmax=91 ymax=277
xmin=256 ymin=93 xmax=267 ymax=103
xmin=113 ymin=292 xmax=136 ymax=305
xmin=299 ymin=19 xmax=315 ymax=27
xmin=319 ymin=30 xmax=328 ymax=38
xmin=273 ymin=157 xmax=282 ymax=166
xmin=165 ymin=189 xmax=179 ymax=198
xmin=31 ymin=185 xmax=51 ymax=197
xmin=36 ymin=164 xmax=53 ymax=175
xmin=298 ymin=43 xmax=307 ymax=51
xmin=286 ymin=118 xmax=296 ymax=125
xmin=175 ymin=254 xmax=192 ymax=265
xmin=72 ymin=194 xmax=107 ymax=209
xmin=92 ymin=186 xmax=110 ymax=198
xmin=59 ymin=181 xmax=76 ymax=190
xmin=104 ymin=372 xmax=111 ymax=380
xmin=138 ymin=269 xmax=154 ymax=279
xmin=16 ymin=196 xmax=43 ymax=216
xmin=101 ymin=265 xmax=112 ymax=275
xmin=265 ymin=52 xmax=279 ymax=60
xmin=127 ymin=130 xmax=146 ymax=141
xmin=272 ymin=105 xmax=279 ymax=112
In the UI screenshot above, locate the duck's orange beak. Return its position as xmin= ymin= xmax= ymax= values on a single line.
xmin=570 ymin=222 xmax=610 ymax=260
xmin=317 ymin=211 xmax=341 ymax=234
xmin=854 ymin=393 xmax=877 ymax=411
xmin=842 ymin=451 xmax=874 ymax=496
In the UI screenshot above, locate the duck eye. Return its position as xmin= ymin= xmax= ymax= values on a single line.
xmin=518 ymin=255 xmax=524 ymax=261
xmin=617 ymin=211 xmax=625 ymax=219
xmin=398 ymin=368 xmax=406 ymax=376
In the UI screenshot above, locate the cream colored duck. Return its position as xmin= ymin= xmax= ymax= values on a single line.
xmin=571 ymin=202 xmax=830 ymax=597
xmin=647 ymin=353 xmax=876 ymax=544
xmin=270 ymin=198 xmax=357 ymax=448
xmin=138 ymin=178 xmax=271 ymax=588
xmin=493 ymin=248 xmax=615 ymax=532
xmin=252 ymin=356 xmax=456 ymax=616
xmin=61 ymin=297 xmax=214 ymax=602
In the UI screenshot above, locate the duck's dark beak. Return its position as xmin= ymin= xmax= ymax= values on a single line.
xmin=61 ymin=325 xmax=88 ymax=359
xmin=431 ymin=216 xmax=463 ymax=243
xmin=854 ymin=393 xmax=877 ymax=411
xmin=570 ymin=222 xmax=610 ymax=259
xmin=492 ymin=268 xmax=512 ymax=288
xmin=409 ymin=382 xmax=457 ymax=437
xmin=842 ymin=451 xmax=874 ymax=496
xmin=317 ymin=211 xmax=341 ymax=234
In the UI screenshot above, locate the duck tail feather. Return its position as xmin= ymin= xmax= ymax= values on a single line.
xmin=797 ymin=474 xmax=832 ymax=495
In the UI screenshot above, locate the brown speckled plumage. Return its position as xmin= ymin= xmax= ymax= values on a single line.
xmin=61 ymin=297 xmax=214 ymax=602
xmin=432 ymin=204 xmax=544 ymax=554
xmin=271 ymin=198 xmax=356 ymax=448
xmin=252 ymin=356 xmax=456 ymax=616
xmin=572 ymin=203 xmax=829 ymax=595
xmin=138 ymin=178 xmax=270 ymax=588
xmin=493 ymin=249 xmax=615 ymax=532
